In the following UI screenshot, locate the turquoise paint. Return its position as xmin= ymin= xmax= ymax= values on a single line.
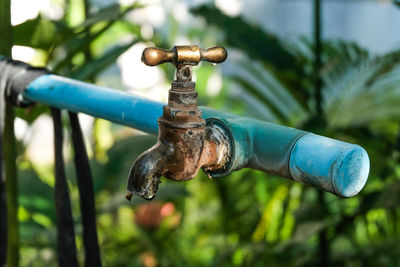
xmin=289 ymin=134 xmax=370 ymax=198
xmin=25 ymin=74 xmax=370 ymax=197
xmin=205 ymin=117 xmax=306 ymax=177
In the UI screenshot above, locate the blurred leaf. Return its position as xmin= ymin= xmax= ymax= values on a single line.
xmin=80 ymin=3 xmax=144 ymax=29
xmin=70 ymin=39 xmax=138 ymax=80
xmin=293 ymin=202 xmax=325 ymax=223
xmin=323 ymin=49 xmax=400 ymax=128
xmin=274 ymin=220 xmax=327 ymax=255
xmin=80 ymin=4 xmax=122 ymax=29
xmin=99 ymin=183 xmax=190 ymax=214
xmin=52 ymin=22 xmax=115 ymax=72
xmin=13 ymin=16 xmax=67 ymax=50
xmin=91 ymin=134 xmax=156 ymax=194
xmin=290 ymin=220 xmax=326 ymax=244
xmin=228 ymin=61 xmax=308 ymax=125
xmin=52 ymin=4 xmax=139 ymax=73
xmin=191 ymin=5 xmax=310 ymax=113
xmin=372 ymin=180 xmax=400 ymax=210
xmin=191 ymin=6 xmax=302 ymax=75
xmin=15 ymin=104 xmax=48 ymax=124
xmin=20 ymin=219 xmax=47 ymax=241
xmin=18 ymin=166 xmax=55 ymax=223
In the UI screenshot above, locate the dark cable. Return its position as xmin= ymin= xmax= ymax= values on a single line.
xmin=68 ymin=112 xmax=101 ymax=267
xmin=51 ymin=108 xmax=78 ymax=267
xmin=1 ymin=58 xmax=102 ymax=265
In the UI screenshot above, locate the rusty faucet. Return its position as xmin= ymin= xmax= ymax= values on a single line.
xmin=126 ymin=45 xmax=230 ymax=201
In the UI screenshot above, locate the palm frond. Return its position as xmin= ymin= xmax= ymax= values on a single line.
xmin=224 ymin=58 xmax=308 ymax=125
xmin=323 ymin=48 xmax=400 ymax=128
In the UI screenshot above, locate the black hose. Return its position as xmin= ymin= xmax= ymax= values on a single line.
xmin=69 ymin=112 xmax=101 ymax=267
xmin=51 ymin=108 xmax=78 ymax=267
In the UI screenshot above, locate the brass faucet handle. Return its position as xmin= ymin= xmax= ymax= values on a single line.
xmin=141 ymin=45 xmax=227 ymax=67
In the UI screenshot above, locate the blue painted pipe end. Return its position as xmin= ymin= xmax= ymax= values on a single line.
xmin=289 ymin=134 xmax=370 ymax=198
xmin=332 ymin=145 xmax=370 ymax=198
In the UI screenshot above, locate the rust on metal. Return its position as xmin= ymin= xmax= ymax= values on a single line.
xmin=126 ymin=45 xmax=230 ymax=201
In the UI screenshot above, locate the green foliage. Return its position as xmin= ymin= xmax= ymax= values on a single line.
xmin=13 ymin=15 xmax=60 ymax=51
xmin=323 ymin=49 xmax=400 ymax=128
xmin=190 ymin=4 xmax=400 ymax=267
xmin=191 ymin=5 xmax=311 ymax=113
xmin=10 ymin=1 xmax=400 ymax=266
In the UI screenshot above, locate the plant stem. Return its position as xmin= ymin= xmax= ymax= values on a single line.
xmin=4 ymin=104 xmax=19 ymax=267
xmin=314 ymin=0 xmax=322 ymax=116
xmin=314 ymin=0 xmax=329 ymax=266
xmin=0 ymin=0 xmax=19 ymax=266
xmin=0 ymin=0 xmax=11 ymax=264
xmin=0 ymin=0 xmax=12 ymax=56
xmin=83 ymin=0 xmax=93 ymax=65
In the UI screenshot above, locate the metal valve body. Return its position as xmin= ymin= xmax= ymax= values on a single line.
xmin=160 ymin=80 xmax=207 ymax=180
xmin=126 ymin=45 xmax=229 ymax=200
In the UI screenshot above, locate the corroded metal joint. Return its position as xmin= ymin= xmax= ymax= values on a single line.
xmin=125 ymin=81 xmax=231 ymax=200
xmin=126 ymin=45 xmax=229 ymax=201
xmin=158 ymin=80 xmax=207 ymax=181
xmin=126 ymin=79 xmax=230 ymax=201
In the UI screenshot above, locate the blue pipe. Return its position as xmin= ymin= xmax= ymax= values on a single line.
xmin=26 ymin=75 xmax=163 ymax=135
xmin=24 ymin=74 xmax=370 ymax=197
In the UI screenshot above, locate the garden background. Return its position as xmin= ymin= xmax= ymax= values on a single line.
xmin=1 ymin=0 xmax=400 ymax=266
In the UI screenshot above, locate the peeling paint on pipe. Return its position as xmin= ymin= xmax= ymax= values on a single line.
xmin=24 ymin=74 xmax=370 ymax=197
xmin=203 ymin=115 xmax=369 ymax=198
xmin=204 ymin=116 xmax=306 ymax=177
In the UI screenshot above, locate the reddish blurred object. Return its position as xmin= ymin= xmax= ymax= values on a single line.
xmin=134 ymin=202 xmax=179 ymax=229
xmin=140 ymin=252 xmax=157 ymax=267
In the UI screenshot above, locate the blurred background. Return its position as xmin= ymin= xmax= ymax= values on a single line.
xmin=3 ymin=0 xmax=400 ymax=266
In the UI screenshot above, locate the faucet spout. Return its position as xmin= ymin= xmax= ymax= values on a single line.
xmin=126 ymin=144 xmax=169 ymax=201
